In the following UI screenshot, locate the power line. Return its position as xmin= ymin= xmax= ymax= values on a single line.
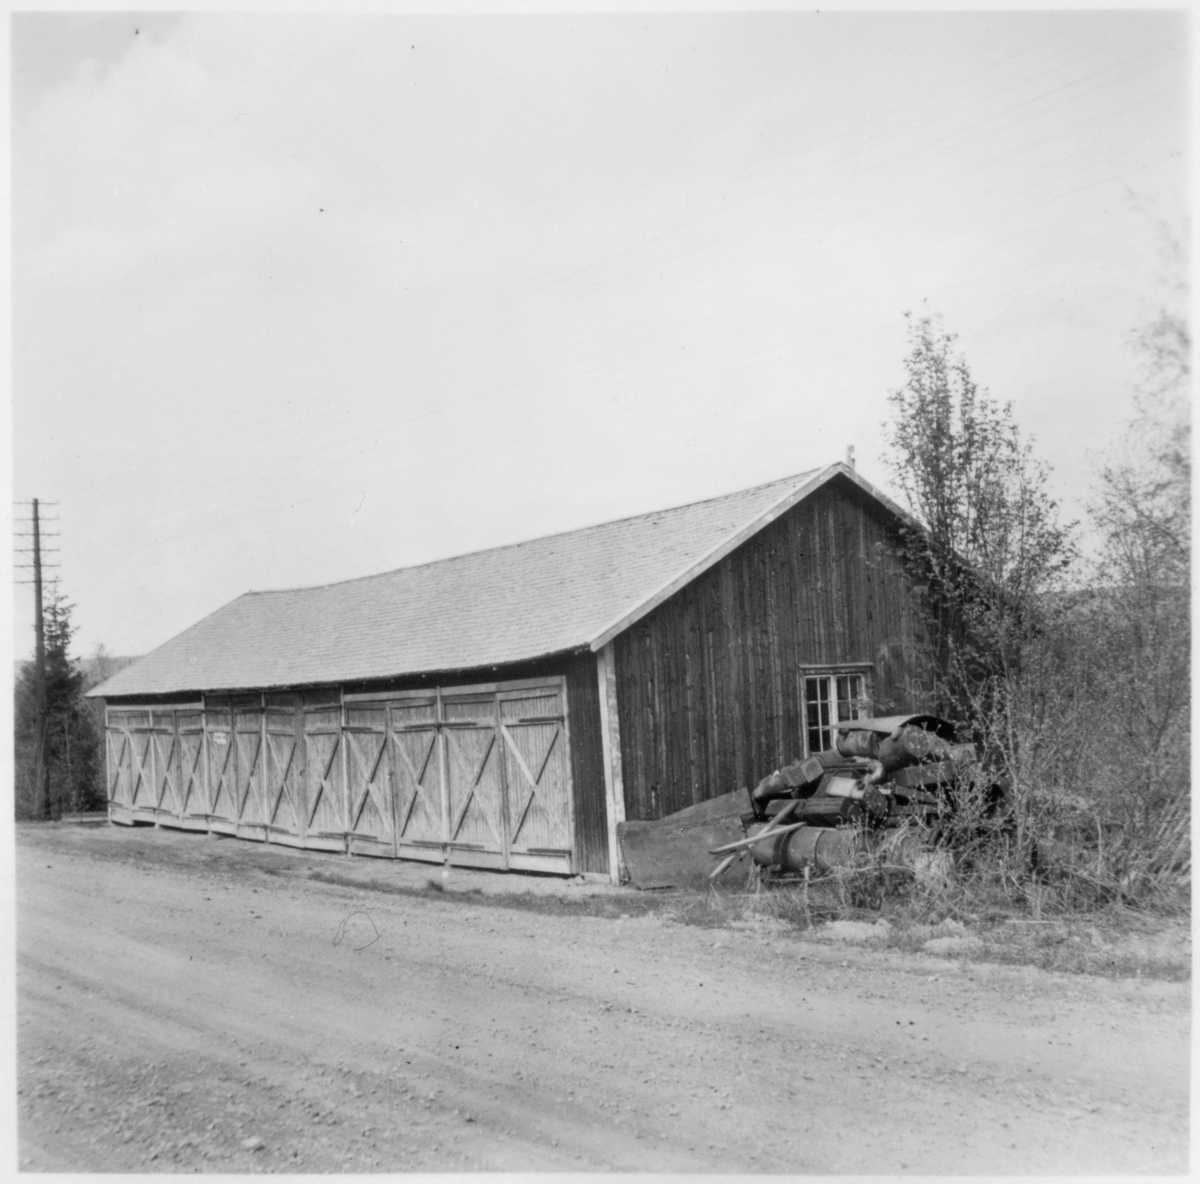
xmin=12 ymin=498 xmax=52 ymax=819
xmin=26 ymin=28 xmax=1181 ymax=569
xmin=65 ymin=25 xmax=1164 ymax=514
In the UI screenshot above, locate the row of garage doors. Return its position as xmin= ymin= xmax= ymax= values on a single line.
xmin=105 ymin=678 xmax=578 ymax=874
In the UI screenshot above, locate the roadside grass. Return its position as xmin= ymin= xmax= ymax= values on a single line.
xmin=699 ymin=864 xmax=1193 ymax=981
xmin=23 ymin=822 xmax=1189 ymax=982
xmin=301 ymin=866 xmax=1191 ymax=981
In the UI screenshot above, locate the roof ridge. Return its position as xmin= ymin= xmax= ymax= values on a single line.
xmin=249 ymin=467 xmax=825 ymax=596
xmin=87 ymin=462 xmax=918 ymax=698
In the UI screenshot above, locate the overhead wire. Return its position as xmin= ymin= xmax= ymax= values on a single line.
xmin=119 ymin=113 xmax=1152 ymax=554
xmin=70 ymin=21 xmax=1148 ymax=499
xmin=48 ymin=27 xmax=1181 ymax=569
xmin=123 ymin=132 xmax=1174 ymax=561
xmin=123 ymin=138 xmax=1170 ymax=565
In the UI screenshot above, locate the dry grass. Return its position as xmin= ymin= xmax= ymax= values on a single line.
xmin=31 ymin=818 xmax=1188 ymax=981
xmin=296 ymin=829 xmax=1192 ymax=982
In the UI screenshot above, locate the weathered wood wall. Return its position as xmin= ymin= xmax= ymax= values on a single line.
xmin=612 ymin=476 xmax=935 ymax=821
xmin=103 ymin=652 xmax=613 ymax=876
xmin=564 ymin=652 xmax=608 ymax=875
xmin=100 ymin=474 xmax=929 ymax=864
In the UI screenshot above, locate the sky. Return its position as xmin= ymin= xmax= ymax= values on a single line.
xmin=10 ymin=8 xmax=1189 ymax=661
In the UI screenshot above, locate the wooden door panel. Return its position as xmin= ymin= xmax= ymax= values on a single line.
xmin=346 ymin=728 xmax=391 ymax=846
xmin=152 ymin=726 xmax=181 ymax=815
xmin=178 ymin=723 xmax=207 ymax=821
xmin=235 ymin=732 xmax=265 ymax=826
xmin=206 ymin=728 xmax=237 ymax=824
xmin=499 ymin=687 xmax=571 ymax=861
xmin=99 ymin=681 xmax=575 ymax=869
xmin=235 ymin=711 xmax=267 ymax=832
xmin=443 ymin=725 xmax=505 ymax=854
xmin=501 ymin=720 xmax=571 ymax=853
xmin=129 ymin=730 xmax=154 ymax=810
xmin=264 ymin=699 xmax=303 ymax=843
xmin=266 ymin=728 xmax=302 ymax=840
xmin=304 ymin=731 xmax=344 ymax=838
xmin=391 ymin=726 xmax=443 ymax=848
xmin=106 ymin=727 xmax=131 ymax=808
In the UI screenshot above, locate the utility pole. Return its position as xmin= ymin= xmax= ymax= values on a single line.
xmin=33 ymin=500 xmax=46 ymax=819
xmin=14 ymin=499 xmax=60 ymax=819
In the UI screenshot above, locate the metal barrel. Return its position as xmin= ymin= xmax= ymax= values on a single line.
xmin=746 ymin=823 xmax=858 ymax=872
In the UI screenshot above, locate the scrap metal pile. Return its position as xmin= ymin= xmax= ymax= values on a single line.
xmin=709 ymin=715 xmax=980 ymax=882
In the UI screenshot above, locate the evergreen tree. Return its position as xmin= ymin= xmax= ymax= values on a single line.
xmin=14 ymin=589 xmax=103 ymax=819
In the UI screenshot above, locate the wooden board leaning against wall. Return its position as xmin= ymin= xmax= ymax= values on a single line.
xmin=103 ymin=676 xmax=578 ymax=875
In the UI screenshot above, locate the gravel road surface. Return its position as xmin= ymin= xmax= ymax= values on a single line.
xmin=16 ymin=822 xmax=1190 ymax=1173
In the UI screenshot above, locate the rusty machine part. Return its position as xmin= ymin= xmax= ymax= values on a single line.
xmin=718 ymin=714 xmax=988 ymax=882
xmin=748 ymin=756 xmax=824 ymax=811
xmin=743 ymin=820 xmax=858 ymax=874
xmin=836 ymin=720 xmax=956 ymax=775
xmin=748 ymin=751 xmax=879 ymax=815
xmin=833 ymin=714 xmax=958 ymax=742
xmin=732 ymin=715 xmax=980 ymax=867
xmin=742 ymin=816 xmax=943 ymax=878
xmin=749 ymin=715 xmax=971 ymax=819
xmin=761 ymin=777 xmax=891 ymax=824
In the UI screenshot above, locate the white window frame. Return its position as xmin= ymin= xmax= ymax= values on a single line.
xmin=803 ymin=670 xmax=870 ymax=756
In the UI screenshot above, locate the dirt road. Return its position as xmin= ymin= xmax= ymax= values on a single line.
xmin=16 ymin=822 xmax=1190 ymax=1174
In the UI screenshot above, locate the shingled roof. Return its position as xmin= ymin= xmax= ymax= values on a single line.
xmin=90 ymin=462 xmax=905 ymax=698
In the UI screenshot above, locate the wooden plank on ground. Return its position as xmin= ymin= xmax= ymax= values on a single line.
xmin=616 ymin=789 xmax=750 ymax=889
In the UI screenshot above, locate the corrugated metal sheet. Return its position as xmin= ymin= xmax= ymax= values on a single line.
xmin=91 ymin=464 xmax=903 ymax=698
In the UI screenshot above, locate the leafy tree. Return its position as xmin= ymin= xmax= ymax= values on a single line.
xmin=14 ymin=589 xmax=104 ymax=819
xmin=86 ymin=643 xmax=126 ymax=688
xmin=883 ymin=307 xmax=1076 ymax=708
xmin=881 ymin=309 xmax=1079 ymax=877
xmin=882 ymin=279 xmax=1189 ymax=909
xmin=1071 ymin=225 xmax=1190 ymax=900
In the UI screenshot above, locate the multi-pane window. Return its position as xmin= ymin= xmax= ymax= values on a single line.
xmin=804 ymin=672 xmax=867 ymax=755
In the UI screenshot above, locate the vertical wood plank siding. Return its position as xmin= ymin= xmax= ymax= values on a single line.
xmin=564 ymin=652 xmax=609 ymax=874
xmin=613 ymin=478 xmax=934 ymax=821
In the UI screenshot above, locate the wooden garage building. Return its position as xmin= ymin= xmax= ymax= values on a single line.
xmin=91 ymin=463 xmax=936 ymax=882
